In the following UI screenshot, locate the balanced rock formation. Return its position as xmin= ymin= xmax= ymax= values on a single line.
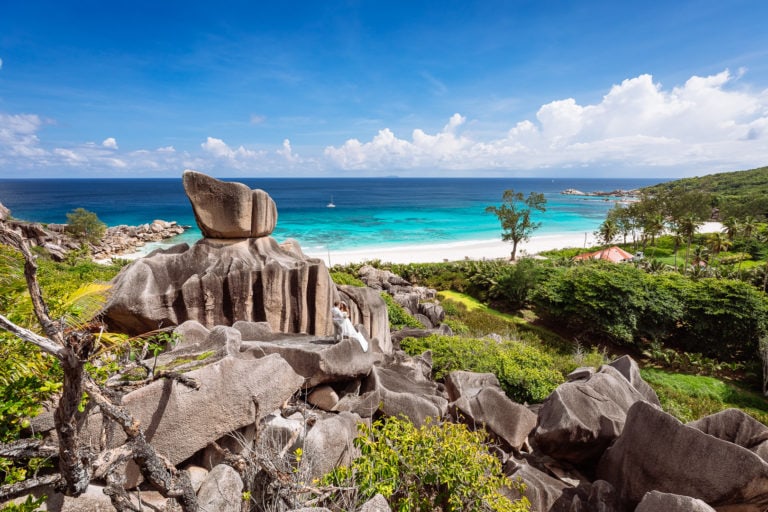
xmin=103 ymin=172 xmax=391 ymax=347
xmin=182 ymin=169 xmax=277 ymax=238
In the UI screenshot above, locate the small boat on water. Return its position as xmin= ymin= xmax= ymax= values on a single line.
xmin=327 ymin=196 xmax=336 ymax=208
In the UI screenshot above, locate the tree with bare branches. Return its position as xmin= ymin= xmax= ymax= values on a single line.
xmin=0 ymin=226 xmax=198 ymax=511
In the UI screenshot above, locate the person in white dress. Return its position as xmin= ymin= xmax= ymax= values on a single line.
xmin=331 ymin=301 xmax=345 ymax=342
xmin=339 ymin=302 xmax=369 ymax=352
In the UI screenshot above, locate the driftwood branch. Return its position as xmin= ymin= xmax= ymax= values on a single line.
xmin=0 ymin=314 xmax=66 ymax=359
xmin=0 ymin=474 xmax=61 ymax=502
xmin=0 ymin=439 xmax=58 ymax=460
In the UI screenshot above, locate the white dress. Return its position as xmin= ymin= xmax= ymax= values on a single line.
xmin=341 ymin=314 xmax=369 ymax=352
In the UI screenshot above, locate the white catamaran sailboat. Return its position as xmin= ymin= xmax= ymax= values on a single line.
xmin=326 ymin=196 xmax=336 ymax=208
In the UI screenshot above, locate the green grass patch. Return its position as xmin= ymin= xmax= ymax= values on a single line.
xmin=641 ymin=368 xmax=768 ymax=424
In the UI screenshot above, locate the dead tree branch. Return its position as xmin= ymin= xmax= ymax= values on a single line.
xmin=0 ymin=474 xmax=62 ymax=502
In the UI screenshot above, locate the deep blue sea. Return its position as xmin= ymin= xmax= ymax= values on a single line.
xmin=0 ymin=178 xmax=664 ymax=253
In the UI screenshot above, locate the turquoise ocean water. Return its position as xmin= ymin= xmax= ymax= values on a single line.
xmin=0 ymin=177 xmax=663 ymax=254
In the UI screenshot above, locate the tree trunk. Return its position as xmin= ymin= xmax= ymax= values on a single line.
xmin=54 ymin=351 xmax=90 ymax=496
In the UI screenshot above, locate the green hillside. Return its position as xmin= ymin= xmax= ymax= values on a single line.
xmin=644 ymin=165 xmax=768 ymax=219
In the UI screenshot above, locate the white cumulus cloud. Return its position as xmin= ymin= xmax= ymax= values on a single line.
xmin=102 ymin=137 xmax=118 ymax=149
xmin=324 ymin=69 xmax=768 ymax=174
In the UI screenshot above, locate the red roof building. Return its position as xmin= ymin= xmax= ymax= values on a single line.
xmin=573 ymin=246 xmax=635 ymax=263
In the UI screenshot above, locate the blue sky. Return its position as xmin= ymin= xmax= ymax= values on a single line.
xmin=1 ymin=0 xmax=768 ymax=178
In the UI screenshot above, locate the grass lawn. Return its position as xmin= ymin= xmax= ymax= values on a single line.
xmin=641 ymin=368 xmax=768 ymax=424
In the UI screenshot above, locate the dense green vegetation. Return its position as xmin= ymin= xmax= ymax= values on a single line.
xmin=323 ymin=417 xmax=529 ymax=511
xmin=644 ymin=165 xmax=768 ymax=220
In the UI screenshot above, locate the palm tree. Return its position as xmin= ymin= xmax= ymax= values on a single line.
xmin=758 ymin=229 xmax=768 ymax=292
xmin=691 ymin=245 xmax=709 ymax=267
xmin=643 ymin=213 xmax=665 ymax=248
xmin=680 ymin=214 xmax=703 ymax=269
xmin=722 ymin=217 xmax=739 ymax=241
xmin=707 ymin=231 xmax=733 ymax=258
xmin=742 ymin=215 xmax=758 ymax=241
xmin=596 ymin=218 xmax=619 ymax=247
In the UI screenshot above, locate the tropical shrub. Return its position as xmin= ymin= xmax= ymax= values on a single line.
xmin=401 ymin=334 xmax=563 ymax=403
xmin=323 ymin=417 xmax=530 ymax=512
xmin=531 ymin=262 xmax=677 ymax=344
xmin=65 ymin=207 xmax=107 ymax=243
xmin=531 ymin=261 xmax=768 ymax=362
xmin=330 ymin=271 xmax=365 ymax=287
xmin=380 ymin=293 xmax=422 ymax=329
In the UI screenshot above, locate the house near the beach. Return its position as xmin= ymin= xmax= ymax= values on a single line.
xmin=573 ymin=246 xmax=635 ymax=263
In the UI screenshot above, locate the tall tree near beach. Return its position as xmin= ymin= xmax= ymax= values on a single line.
xmin=486 ymin=189 xmax=546 ymax=260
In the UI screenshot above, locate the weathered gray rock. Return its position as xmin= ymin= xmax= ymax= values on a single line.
xmin=338 ymin=285 xmax=392 ymax=354
xmin=607 ymin=355 xmax=660 ymax=406
xmin=90 ymin=354 xmax=303 ymax=487
xmin=183 ymin=170 xmax=277 ymax=238
xmin=597 ymin=401 xmax=768 ymax=511
xmin=197 ymin=464 xmax=243 ymax=512
xmin=393 ymin=292 xmax=420 ymax=314
xmin=232 ymin=319 xmax=277 ymax=341
xmin=360 ymin=493 xmax=392 ymax=511
xmin=308 ymin=385 xmax=340 ymax=411
xmin=259 ymin=412 xmax=305 ymax=461
xmin=36 ymin=484 xmax=171 ymax=511
xmin=634 ymin=490 xmax=716 ymax=512
xmin=688 ymin=408 xmax=768 ymax=462
xmin=300 ymin=411 xmax=363 ymax=481
xmin=104 ymin=236 xmax=336 ymax=336
xmin=185 ymin=464 xmax=209 ymax=493
xmin=444 ymin=370 xmax=501 ymax=402
xmin=548 ymin=480 xmax=621 ymax=512
xmin=418 ymin=301 xmax=445 ymax=326
xmin=358 ymin=265 xmax=411 ymax=290
xmin=451 ymin=387 xmax=537 ymax=452
xmin=414 ymin=313 xmax=433 ymax=328
xmin=333 ymin=389 xmax=382 ymax=418
xmin=534 ymin=363 xmax=652 ymax=465
xmin=361 ymin=361 xmax=448 ymax=426
xmin=0 ymin=201 xmax=9 ymax=221
xmin=504 ymin=461 xmax=569 ymax=512
xmin=241 ymin=336 xmax=381 ymax=388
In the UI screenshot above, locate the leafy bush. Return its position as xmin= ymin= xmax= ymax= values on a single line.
xmin=65 ymin=207 xmax=106 ymax=243
xmin=531 ymin=262 xmax=768 ymax=361
xmin=323 ymin=417 xmax=529 ymax=512
xmin=380 ymin=293 xmax=422 ymax=329
xmin=330 ymin=271 xmax=365 ymax=287
xmin=401 ymin=334 xmax=563 ymax=403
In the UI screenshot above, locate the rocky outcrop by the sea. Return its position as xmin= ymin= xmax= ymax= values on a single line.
xmin=103 ymin=171 xmax=391 ymax=349
xmin=10 ymin=176 xmax=768 ymax=511
xmin=561 ymin=188 xmax=639 ymax=198
xmin=0 ymin=200 xmax=186 ymax=261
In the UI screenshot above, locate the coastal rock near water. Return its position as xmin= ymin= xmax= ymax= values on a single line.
xmin=103 ymin=172 xmax=390 ymax=350
xmin=183 ymin=169 xmax=277 ymax=238
xmin=104 ymin=236 xmax=337 ymax=336
xmin=0 ymin=201 xmax=9 ymax=221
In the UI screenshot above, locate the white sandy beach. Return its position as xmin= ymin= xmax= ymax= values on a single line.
xmin=113 ymin=222 xmax=724 ymax=267
xmin=305 ymin=221 xmax=724 ymax=266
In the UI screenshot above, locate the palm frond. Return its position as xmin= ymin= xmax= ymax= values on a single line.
xmin=59 ymin=282 xmax=112 ymax=328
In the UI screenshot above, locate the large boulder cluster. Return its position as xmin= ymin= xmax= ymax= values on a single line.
xmin=11 ymin=175 xmax=768 ymax=511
